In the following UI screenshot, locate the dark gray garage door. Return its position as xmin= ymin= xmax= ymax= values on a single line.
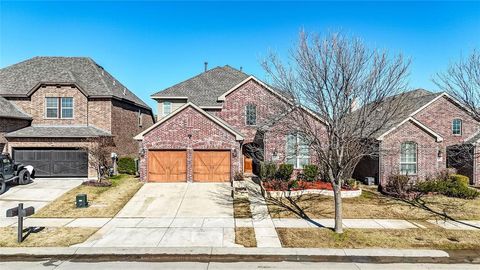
xmin=13 ymin=149 xmax=88 ymax=178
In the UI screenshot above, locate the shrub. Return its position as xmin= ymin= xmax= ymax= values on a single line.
xmin=117 ymin=157 xmax=136 ymax=175
xmin=385 ymin=174 xmax=413 ymax=197
xmin=276 ymin=163 xmax=294 ymax=181
xmin=415 ymin=177 xmax=479 ymax=199
xmin=344 ymin=178 xmax=358 ymax=190
xmin=234 ymin=171 xmax=244 ymax=181
xmin=259 ymin=162 xmax=277 ymax=180
xmin=449 ymin=174 xmax=469 ymax=186
xmin=302 ymin=164 xmax=319 ymax=182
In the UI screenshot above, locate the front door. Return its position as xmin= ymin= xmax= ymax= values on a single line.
xmin=244 ymin=157 xmax=253 ymax=174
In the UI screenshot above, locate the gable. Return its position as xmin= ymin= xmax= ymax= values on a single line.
xmin=382 ymin=119 xmax=441 ymax=144
xmin=135 ymin=102 xmax=244 ymax=141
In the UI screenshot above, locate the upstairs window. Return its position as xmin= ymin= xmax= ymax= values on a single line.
xmin=452 ymin=119 xmax=462 ymax=135
xmin=45 ymin=97 xmax=74 ymax=119
xmin=163 ymin=101 xmax=172 ymax=116
xmin=400 ymin=141 xmax=417 ymax=175
xmin=286 ymin=133 xmax=310 ymax=169
xmin=245 ymin=104 xmax=257 ymax=126
xmin=45 ymin=97 xmax=58 ymax=118
xmin=61 ymin=97 xmax=73 ymax=118
xmin=138 ymin=110 xmax=143 ymax=127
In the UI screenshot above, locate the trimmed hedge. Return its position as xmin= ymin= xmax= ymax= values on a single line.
xmin=117 ymin=157 xmax=136 ymax=175
xmin=450 ymin=174 xmax=469 ymax=186
xmin=415 ymin=174 xmax=478 ymax=200
xmin=302 ymin=164 xmax=319 ymax=182
xmin=276 ymin=164 xmax=294 ymax=181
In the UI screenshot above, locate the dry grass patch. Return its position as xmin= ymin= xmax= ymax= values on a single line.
xmin=234 ymin=198 xmax=252 ymax=218
xmin=267 ymin=188 xmax=480 ymax=220
xmin=35 ymin=174 xmax=142 ymax=218
xmin=235 ymin=227 xmax=257 ymax=247
xmin=277 ymin=228 xmax=480 ymax=249
xmin=0 ymin=227 xmax=97 ymax=247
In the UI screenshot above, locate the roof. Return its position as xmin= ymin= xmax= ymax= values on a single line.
xmin=0 ymin=96 xmax=31 ymax=120
xmin=0 ymin=57 xmax=151 ymax=110
xmin=5 ymin=125 xmax=111 ymax=138
xmin=151 ymin=65 xmax=249 ymax=107
xmin=371 ymin=89 xmax=444 ymax=139
xmin=134 ymin=102 xmax=244 ymax=141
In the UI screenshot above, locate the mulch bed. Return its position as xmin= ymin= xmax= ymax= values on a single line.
xmin=82 ymin=180 xmax=112 ymax=187
xmin=263 ymin=180 xmax=356 ymax=192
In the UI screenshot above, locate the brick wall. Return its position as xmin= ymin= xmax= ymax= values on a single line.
xmin=380 ymin=120 xmax=439 ymax=185
xmin=11 ymin=85 xmax=89 ymax=126
xmin=111 ymin=99 xmax=155 ymax=157
xmin=0 ymin=117 xmax=31 ymax=152
xmin=214 ymin=79 xmax=285 ymax=143
xmin=88 ymin=98 xmax=112 ymax=132
xmin=140 ymin=106 xmax=241 ymax=182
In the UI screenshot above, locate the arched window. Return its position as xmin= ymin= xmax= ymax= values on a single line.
xmin=452 ymin=119 xmax=462 ymax=135
xmin=400 ymin=141 xmax=417 ymax=175
xmin=245 ymin=104 xmax=257 ymax=125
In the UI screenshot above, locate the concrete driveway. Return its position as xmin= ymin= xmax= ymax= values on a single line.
xmin=0 ymin=179 xmax=83 ymax=226
xmin=79 ymin=182 xmax=238 ymax=248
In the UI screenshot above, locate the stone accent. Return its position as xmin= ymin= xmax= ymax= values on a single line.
xmin=140 ymin=106 xmax=241 ymax=182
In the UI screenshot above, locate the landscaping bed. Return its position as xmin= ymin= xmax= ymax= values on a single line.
xmin=267 ymin=188 xmax=480 ymax=220
xmin=34 ymin=174 xmax=142 ymax=218
xmin=261 ymin=180 xmax=361 ymax=199
xmin=0 ymin=227 xmax=97 ymax=247
xmin=235 ymin=227 xmax=257 ymax=247
xmin=276 ymin=228 xmax=480 ymax=249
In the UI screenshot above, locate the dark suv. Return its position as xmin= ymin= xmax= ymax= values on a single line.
xmin=0 ymin=153 xmax=33 ymax=195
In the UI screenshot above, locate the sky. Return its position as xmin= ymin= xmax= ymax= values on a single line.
xmin=1 ymin=1 xmax=479 ymax=114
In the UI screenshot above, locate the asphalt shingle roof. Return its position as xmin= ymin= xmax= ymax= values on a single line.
xmin=0 ymin=96 xmax=31 ymax=120
xmin=5 ymin=125 xmax=111 ymax=138
xmin=0 ymin=57 xmax=150 ymax=109
xmin=152 ymin=65 xmax=249 ymax=107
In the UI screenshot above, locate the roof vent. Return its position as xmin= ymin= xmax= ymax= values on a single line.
xmin=204 ymin=62 xmax=208 ymax=72
xmin=240 ymin=66 xmax=243 ymax=72
xmin=123 ymin=88 xmax=126 ymax=95
xmin=113 ymin=80 xmax=116 ymax=86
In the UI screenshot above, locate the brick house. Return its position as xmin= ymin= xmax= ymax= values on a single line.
xmin=0 ymin=57 xmax=155 ymax=178
xmin=135 ymin=65 xmax=324 ymax=182
xmin=353 ymin=89 xmax=480 ymax=186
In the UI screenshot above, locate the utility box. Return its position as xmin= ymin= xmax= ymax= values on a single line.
xmin=76 ymin=194 xmax=88 ymax=208
xmin=364 ymin=177 xmax=375 ymax=186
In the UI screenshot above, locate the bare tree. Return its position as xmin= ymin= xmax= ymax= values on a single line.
xmin=262 ymin=32 xmax=410 ymax=234
xmin=434 ymin=50 xmax=480 ymax=121
xmin=84 ymin=136 xmax=114 ymax=181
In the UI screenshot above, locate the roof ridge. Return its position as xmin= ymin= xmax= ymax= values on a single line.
xmin=86 ymin=58 xmax=112 ymax=94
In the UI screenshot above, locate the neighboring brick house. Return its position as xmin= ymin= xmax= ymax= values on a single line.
xmin=135 ymin=66 xmax=324 ymax=182
xmin=354 ymin=89 xmax=480 ymax=186
xmin=0 ymin=57 xmax=155 ymax=178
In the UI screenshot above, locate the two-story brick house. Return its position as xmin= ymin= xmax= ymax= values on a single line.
xmin=0 ymin=57 xmax=155 ymax=178
xmin=354 ymin=89 xmax=480 ymax=186
xmin=135 ymin=65 xmax=324 ymax=182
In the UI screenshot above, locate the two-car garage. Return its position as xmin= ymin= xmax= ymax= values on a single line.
xmin=147 ymin=150 xmax=231 ymax=182
xmin=12 ymin=148 xmax=88 ymax=178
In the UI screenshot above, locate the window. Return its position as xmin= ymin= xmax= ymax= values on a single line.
xmin=45 ymin=97 xmax=74 ymax=119
xmin=138 ymin=110 xmax=143 ymax=127
xmin=245 ymin=104 xmax=256 ymax=125
xmin=45 ymin=97 xmax=58 ymax=118
xmin=286 ymin=133 xmax=310 ymax=169
xmin=452 ymin=119 xmax=462 ymax=135
xmin=61 ymin=97 xmax=73 ymax=118
xmin=163 ymin=101 xmax=172 ymax=116
xmin=400 ymin=141 xmax=417 ymax=175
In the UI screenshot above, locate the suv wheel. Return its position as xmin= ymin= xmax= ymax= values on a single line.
xmin=18 ymin=170 xmax=31 ymax=185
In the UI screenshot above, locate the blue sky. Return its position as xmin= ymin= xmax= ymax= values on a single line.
xmin=1 ymin=1 xmax=479 ymax=113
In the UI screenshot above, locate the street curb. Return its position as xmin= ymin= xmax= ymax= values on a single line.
xmin=0 ymin=247 xmax=479 ymax=264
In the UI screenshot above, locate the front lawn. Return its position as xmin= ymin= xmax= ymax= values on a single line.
xmin=35 ymin=174 xmax=142 ymax=218
xmin=277 ymin=228 xmax=480 ymax=249
xmin=0 ymin=227 xmax=97 ymax=247
xmin=267 ymin=186 xmax=480 ymax=220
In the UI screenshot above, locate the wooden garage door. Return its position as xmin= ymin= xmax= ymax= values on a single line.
xmin=148 ymin=150 xmax=187 ymax=182
xmin=193 ymin=151 xmax=231 ymax=182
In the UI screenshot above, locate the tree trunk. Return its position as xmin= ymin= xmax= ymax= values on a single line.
xmin=333 ymin=186 xmax=343 ymax=234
